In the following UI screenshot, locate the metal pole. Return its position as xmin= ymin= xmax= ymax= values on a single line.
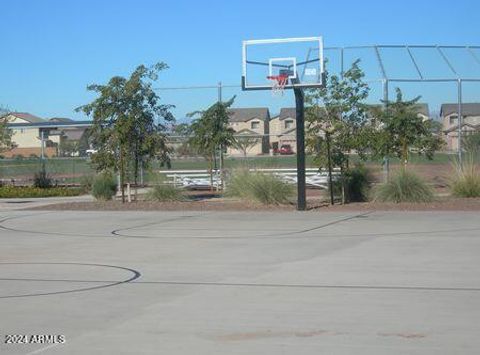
xmin=40 ymin=130 xmax=45 ymax=160
xmin=340 ymin=48 xmax=344 ymax=78
xmin=326 ymin=131 xmax=334 ymax=205
xmin=457 ymin=79 xmax=463 ymax=164
xmin=217 ymin=83 xmax=224 ymax=189
xmin=218 ymin=81 xmax=222 ymax=103
xmin=294 ymin=88 xmax=306 ymax=211
xmin=382 ymin=79 xmax=390 ymax=182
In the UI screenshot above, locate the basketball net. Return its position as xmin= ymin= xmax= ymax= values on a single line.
xmin=267 ymin=74 xmax=289 ymax=96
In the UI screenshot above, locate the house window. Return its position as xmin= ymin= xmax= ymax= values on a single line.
xmin=251 ymin=121 xmax=260 ymax=130
xmin=284 ymin=120 xmax=294 ymax=129
xmin=449 ymin=115 xmax=458 ymax=125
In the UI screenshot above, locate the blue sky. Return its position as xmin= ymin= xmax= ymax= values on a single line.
xmin=1 ymin=0 xmax=479 ymax=120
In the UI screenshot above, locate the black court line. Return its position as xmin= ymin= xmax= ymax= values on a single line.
xmin=0 ymin=213 xmax=201 ymax=239
xmin=1 ymin=276 xmax=479 ymax=293
xmin=0 ymin=262 xmax=141 ymax=299
xmin=111 ymin=215 xmax=199 ymax=237
xmin=1 ymin=211 xmax=479 ymax=240
xmin=112 ymin=212 xmax=375 ymax=239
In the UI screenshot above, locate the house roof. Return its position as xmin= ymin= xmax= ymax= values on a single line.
xmin=413 ymin=103 xmax=429 ymax=117
xmin=228 ymin=108 xmax=269 ymax=123
xmin=440 ymin=103 xmax=480 ymax=117
xmin=5 ymin=112 xmax=45 ymax=123
xmin=279 ymin=127 xmax=297 ymax=136
xmin=235 ymin=128 xmax=262 ymax=136
xmin=49 ymin=117 xmax=74 ymax=123
xmin=444 ymin=122 xmax=480 ymax=134
xmin=62 ymin=129 xmax=86 ymax=140
xmin=278 ymin=108 xmax=296 ymax=120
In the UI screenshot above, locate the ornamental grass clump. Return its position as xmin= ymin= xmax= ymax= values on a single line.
xmin=147 ymin=184 xmax=184 ymax=202
xmin=450 ymin=155 xmax=480 ymax=198
xmin=227 ymin=170 xmax=294 ymax=205
xmin=92 ymin=171 xmax=117 ymax=201
xmin=375 ymin=169 xmax=434 ymax=203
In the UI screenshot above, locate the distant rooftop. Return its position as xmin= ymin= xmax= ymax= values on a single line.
xmin=6 ymin=112 xmax=45 ymax=123
xmin=49 ymin=117 xmax=74 ymax=123
xmin=440 ymin=103 xmax=480 ymax=117
xmin=228 ymin=108 xmax=270 ymax=122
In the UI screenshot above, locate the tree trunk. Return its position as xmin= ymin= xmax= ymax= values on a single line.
xmin=134 ymin=152 xmax=139 ymax=202
xmin=220 ymin=145 xmax=225 ymax=190
xmin=208 ymin=155 xmax=214 ymax=192
xmin=326 ymin=132 xmax=334 ymax=205
xmin=402 ymin=139 xmax=408 ymax=170
xmin=119 ymin=147 xmax=125 ymax=203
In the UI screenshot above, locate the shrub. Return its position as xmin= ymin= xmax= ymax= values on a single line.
xmin=450 ymin=156 xmax=480 ymax=198
xmin=79 ymin=175 xmax=94 ymax=194
xmin=343 ymin=164 xmax=372 ymax=202
xmin=92 ymin=172 xmax=117 ymax=201
xmin=147 ymin=184 xmax=184 ymax=201
xmin=33 ymin=169 xmax=53 ymax=188
xmin=227 ymin=170 xmax=295 ymax=205
xmin=374 ymin=169 xmax=434 ymax=203
xmin=0 ymin=186 xmax=82 ymax=198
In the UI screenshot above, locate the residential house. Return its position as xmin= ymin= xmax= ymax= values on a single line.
xmin=227 ymin=108 xmax=270 ymax=156
xmin=49 ymin=118 xmax=89 ymax=156
xmin=269 ymin=104 xmax=431 ymax=154
xmin=441 ymin=103 xmax=480 ymax=151
xmin=1 ymin=112 xmax=58 ymax=158
xmin=269 ymin=108 xmax=297 ymax=152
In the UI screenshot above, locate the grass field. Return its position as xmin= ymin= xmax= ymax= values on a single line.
xmin=161 ymin=153 xmax=456 ymax=171
xmin=0 ymin=153 xmax=458 ymax=183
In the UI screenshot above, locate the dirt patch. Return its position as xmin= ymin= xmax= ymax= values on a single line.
xmin=318 ymin=197 xmax=480 ymax=211
xmin=378 ymin=332 xmax=427 ymax=339
xmin=25 ymin=196 xmax=480 ymax=212
xmin=215 ymin=329 xmax=330 ymax=341
xmin=26 ymin=199 xmax=296 ymax=212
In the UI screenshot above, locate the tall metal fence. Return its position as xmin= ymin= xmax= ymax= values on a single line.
xmin=1 ymin=44 xmax=479 ymax=187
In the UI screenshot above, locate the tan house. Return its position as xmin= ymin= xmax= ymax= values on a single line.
xmin=269 ymin=108 xmax=297 ymax=153
xmin=1 ymin=112 xmax=58 ymax=158
xmin=227 ymin=108 xmax=270 ymax=156
xmin=441 ymin=103 xmax=480 ymax=151
xmin=49 ymin=118 xmax=89 ymax=156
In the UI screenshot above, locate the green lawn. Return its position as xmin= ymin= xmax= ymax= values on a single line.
xmin=163 ymin=153 xmax=456 ymax=171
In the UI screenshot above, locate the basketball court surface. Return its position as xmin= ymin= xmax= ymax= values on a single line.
xmin=1 ymin=210 xmax=479 ymax=354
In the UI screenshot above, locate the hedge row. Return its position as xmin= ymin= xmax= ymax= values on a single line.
xmin=0 ymin=186 xmax=83 ymax=198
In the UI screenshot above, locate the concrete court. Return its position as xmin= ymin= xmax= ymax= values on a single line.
xmin=0 ymin=209 xmax=479 ymax=354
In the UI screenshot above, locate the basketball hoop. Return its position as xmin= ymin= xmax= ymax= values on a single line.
xmin=267 ymin=74 xmax=289 ymax=96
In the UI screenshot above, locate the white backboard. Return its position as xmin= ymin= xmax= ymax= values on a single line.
xmin=242 ymin=37 xmax=324 ymax=91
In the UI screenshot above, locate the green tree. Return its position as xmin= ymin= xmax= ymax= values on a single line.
xmin=77 ymin=129 xmax=92 ymax=157
xmin=232 ymin=135 xmax=261 ymax=158
xmin=0 ymin=109 xmax=14 ymax=154
xmin=370 ymin=88 xmax=444 ymax=169
xmin=59 ymin=138 xmax=79 ymax=157
xmin=171 ymin=123 xmax=194 ymax=157
xmin=305 ymin=60 xmax=370 ymax=203
xmin=188 ymin=98 xmax=236 ymax=189
xmin=76 ymin=63 xmax=174 ymax=202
